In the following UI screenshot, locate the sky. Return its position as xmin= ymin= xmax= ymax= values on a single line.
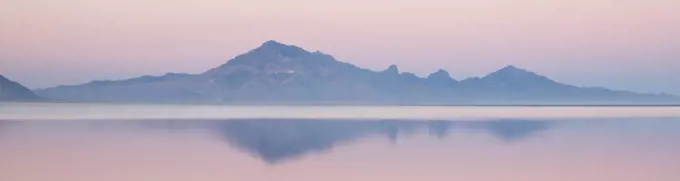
xmin=1 ymin=0 xmax=679 ymax=94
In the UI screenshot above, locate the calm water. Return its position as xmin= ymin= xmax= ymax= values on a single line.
xmin=2 ymin=103 xmax=680 ymax=119
xmin=1 ymin=104 xmax=680 ymax=181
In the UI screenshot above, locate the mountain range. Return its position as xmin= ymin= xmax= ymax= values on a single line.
xmin=25 ymin=40 xmax=680 ymax=105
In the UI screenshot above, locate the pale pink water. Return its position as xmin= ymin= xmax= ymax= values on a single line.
xmin=1 ymin=119 xmax=679 ymax=181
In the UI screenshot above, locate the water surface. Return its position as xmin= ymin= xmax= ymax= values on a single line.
xmin=2 ymin=103 xmax=680 ymax=120
xmin=1 ymin=117 xmax=679 ymax=181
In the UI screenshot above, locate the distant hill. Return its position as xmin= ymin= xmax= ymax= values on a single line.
xmin=35 ymin=40 xmax=680 ymax=105
xmin=0 ymin=75 xmax=42 ymax=101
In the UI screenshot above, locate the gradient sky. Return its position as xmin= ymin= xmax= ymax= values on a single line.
xmin=1 ymin=0 xmax=679 ymax=94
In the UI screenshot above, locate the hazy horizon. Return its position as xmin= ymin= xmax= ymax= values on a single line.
xmin=1 ymin=0 xmax=679 ymax=94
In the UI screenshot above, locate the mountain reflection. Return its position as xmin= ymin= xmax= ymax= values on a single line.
xmin=212 ymin=119 xmax=551 ymax=164
xmin=0 ymin=119 xmax=552 ymax=164
xmin=214 ymin=119 xmax=413 ymax=163
xmin=472 ymin=120 xmax=551 ymax=142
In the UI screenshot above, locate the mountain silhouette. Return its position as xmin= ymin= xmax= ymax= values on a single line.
xmin=0 ymin=75 xmax=42 ymax=101
xmin=35 ymin=40 xmax=679 ymax=105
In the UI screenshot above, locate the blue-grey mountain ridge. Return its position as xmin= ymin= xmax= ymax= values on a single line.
xmin=23 ymin=40 xmax=679 ymax=105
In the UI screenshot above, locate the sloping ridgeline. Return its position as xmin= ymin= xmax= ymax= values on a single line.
xmin=35 ymin=41 xmax=679 ymax=105
xmin=0 ymin=75 xmax=42 ymax=101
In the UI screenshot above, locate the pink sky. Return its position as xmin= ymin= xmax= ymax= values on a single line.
xmin=1 ymin=0 xmax=679 ymax=94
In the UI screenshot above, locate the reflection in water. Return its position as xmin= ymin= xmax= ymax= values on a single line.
xmin=211 ymin=119 xmax=551 ymax=163
xmin=0 ymin=119 xmax=551 ymax=164
xmin=2 ymin=118 xmax=680 ymax=181
xmin=474 ymin=120 xmax=551 ymax=142
xmin=427 ymin=120 xmax=453 ymax=139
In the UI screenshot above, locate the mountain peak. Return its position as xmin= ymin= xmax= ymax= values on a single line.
xmin=482 ymin=65 xmax=558 ymax=86
xmin=254 ymin=40 xmax=309 ymax=58
xmin=261 ymin=40 xmax=285 ymax=47
xmin=429 ymin=69 xmax=450 ymax=76
xmin=383 ymin=64 xmax=399 ymax=74
xmin=498 ymin=65 xmax=525 ymax=72
xmin=210 ymin=40 xmax=310 ymax=72
xmin=427 ymin=69 xmax=456 ymax=82
xmin=486 ymin=65 xmax=534 ymax=77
